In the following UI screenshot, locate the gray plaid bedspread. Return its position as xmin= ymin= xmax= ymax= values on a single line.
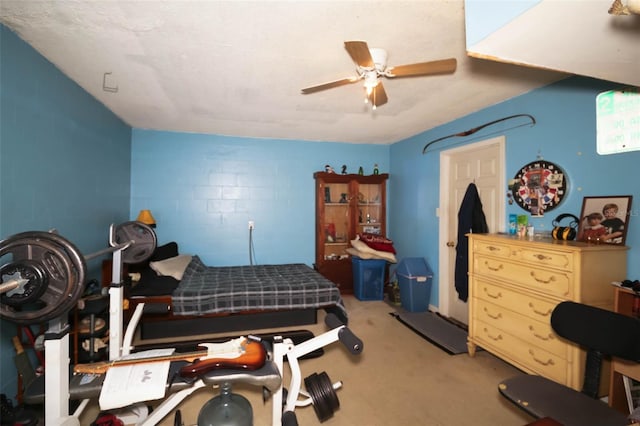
xmin=172 ymin=256 xmax=346 ymax=318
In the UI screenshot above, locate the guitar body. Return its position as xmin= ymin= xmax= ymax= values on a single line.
xmin=179 ymin=340 xmax=267 ymax=378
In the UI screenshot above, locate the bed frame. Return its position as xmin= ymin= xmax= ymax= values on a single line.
xmin=106 ymin=255 xmax=345 ymax=342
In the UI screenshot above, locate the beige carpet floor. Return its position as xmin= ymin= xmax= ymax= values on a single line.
xmin=79 ymin=296 xmax=533 ymax=425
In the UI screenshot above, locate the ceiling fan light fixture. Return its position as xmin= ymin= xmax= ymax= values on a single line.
xmin=363 ymin=71 xmax=379 ymax=95
xmin=369 ymin=48 xmax=388 ymax=72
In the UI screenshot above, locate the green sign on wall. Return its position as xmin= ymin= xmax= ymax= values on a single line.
xmin=596 ymin=87 xmax=640 ymax=155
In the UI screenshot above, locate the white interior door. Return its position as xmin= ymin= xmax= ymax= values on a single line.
xmin=438 ymin=137 xmax=505 ymax=325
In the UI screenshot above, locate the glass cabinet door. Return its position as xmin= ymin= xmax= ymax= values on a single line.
xmin=356 ymin=183 xmax=383 ymax=235
xmin=322 ymin=181 xmax=350 ymax=260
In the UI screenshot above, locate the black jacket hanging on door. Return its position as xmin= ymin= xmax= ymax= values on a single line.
xmin=454 ymin=183 xmax=489 ymax=302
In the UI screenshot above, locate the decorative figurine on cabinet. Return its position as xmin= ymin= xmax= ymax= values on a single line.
xmin=373 ymin=164 xmax=379 ymax=175
xmin=324 ymin=164 xmax=335 ymax=173
xmin=341 ymin=165 xmax=347 ymax=174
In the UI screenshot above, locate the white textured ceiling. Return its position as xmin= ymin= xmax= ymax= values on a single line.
xmin=467 ymin=1 xmax=640 ymax=89
xmin=0 ymin=0 xmax=601 ymax=144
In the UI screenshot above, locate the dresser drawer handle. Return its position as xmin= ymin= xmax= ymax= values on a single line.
xmin=486 ymin=245 xmax=501 ymax=252
xmin=485 ymin=261 xmax=504 ymax=272
xmin=530 ymin=272 xmax=556 ymax=284
xmin=483 ymin=288 xmax=502 ymax=299
xmin=483 ymin=328 xmax=502 ymax=341
xmin=483 ymin=307 xmax=502 ymax=320
xmin=532 ymin=254 xmax=569 ymax=267
xmin=529 ymin=349 xmax=555 ymax=366
xmin=528 ymin=302 xmax=552 ymax=317
xmin=529 ymin=326 xmax=553 ymax=341
xmin=533 ymin=254 xmax=551 ymax=261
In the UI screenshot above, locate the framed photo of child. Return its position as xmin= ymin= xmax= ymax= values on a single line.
xmin=577 ymin=195 xmax=632 ymax=245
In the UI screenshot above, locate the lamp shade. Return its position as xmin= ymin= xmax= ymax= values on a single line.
xmin=136 ymin=209 xmax=156 ymax=227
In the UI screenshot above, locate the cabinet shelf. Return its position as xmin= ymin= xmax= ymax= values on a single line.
xmin=314 ymin=172 xmax=388 ymax=294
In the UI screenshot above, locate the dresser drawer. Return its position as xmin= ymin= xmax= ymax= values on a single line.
xmin=473 ymin=297 xmax=566 ymax=356
xmin=513 ymin=247 xmax=574 ymax=271
xmin=474 ymin=255 xmax=572 ymax=298
xmin=474 ymin=279 xmax=557 ymax=322
xmin=474 ymin=319 xmax=567 ymax=384
xmin=473 ymin=239 xmax=514 ymax=259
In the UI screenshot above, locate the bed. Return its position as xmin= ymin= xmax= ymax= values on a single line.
xmin=125 ymin=242 xmax=347 ymax=340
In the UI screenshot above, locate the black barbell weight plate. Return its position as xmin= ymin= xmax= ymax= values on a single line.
xmin=40 ymin=231 xmax=87 ymax=315
xmin=316 ymin=371 xmax=339 ymax=418
xmin=1 ymin=234 xmax=78 ymax=324
xmin=304 ymin=371 xmax=339 ymax=422
xmin=0 ymin=237 xmax=65 ymax=323
xmin=0 ymin=260 xmax=48 ymax=306
xmin=0 ymin=232 xmax=85 ymax=325
xmin=114 ymin=221 xmax=157 ymax=264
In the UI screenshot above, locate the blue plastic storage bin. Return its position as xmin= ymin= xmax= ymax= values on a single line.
xmin=396 ymin=257 xmax=433 ymax=312
xmin=352 ymin=257 xmax=386 ymax=301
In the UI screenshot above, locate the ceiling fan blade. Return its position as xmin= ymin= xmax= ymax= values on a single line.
xmin=301 ymin=77 xmax=359 ymax=94
xmin=388 ymin=58 xmax=457 ymax=77
xmin=368 ymin=83 xmax=388 ymax=107
xmin=344 ymin=41 xmax=374 ymax=68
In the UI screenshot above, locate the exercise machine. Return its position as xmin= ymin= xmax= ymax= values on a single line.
xmin=126 ymin=310 xmax=363 ymax=426
xmin=0 ymin=223 xmax=157 ymax=425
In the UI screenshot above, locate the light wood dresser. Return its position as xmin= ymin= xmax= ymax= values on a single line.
xmin=467 ymin=233 xmax=628 ymax=392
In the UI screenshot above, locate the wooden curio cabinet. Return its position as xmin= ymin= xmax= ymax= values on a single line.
xmin=314 ymin=172 xmax=389 ymax=294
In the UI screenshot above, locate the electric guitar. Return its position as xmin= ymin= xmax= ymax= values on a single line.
xmin=74 ymin=337 xmax=267 ymax=377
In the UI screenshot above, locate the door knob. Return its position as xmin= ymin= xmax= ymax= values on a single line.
xmin=446 ymin=241 xmax=455 ymax=247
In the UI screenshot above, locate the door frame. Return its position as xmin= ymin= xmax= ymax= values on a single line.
xmin=437 ymin=137 xmax=506 ymax=317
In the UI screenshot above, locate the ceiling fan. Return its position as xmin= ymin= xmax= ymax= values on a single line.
xmin=301 ymin=41 xmax=457 ymax=109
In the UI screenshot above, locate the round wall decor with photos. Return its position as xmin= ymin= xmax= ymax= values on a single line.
xmin=510 ymin=160 xmax=567 ymax=216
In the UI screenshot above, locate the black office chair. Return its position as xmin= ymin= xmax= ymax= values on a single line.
xmin=498 ymin=301 xmax=640 ymax=426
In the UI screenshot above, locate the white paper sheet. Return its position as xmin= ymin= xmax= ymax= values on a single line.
xmin=98 ymin=349 xmax=174 ymax=410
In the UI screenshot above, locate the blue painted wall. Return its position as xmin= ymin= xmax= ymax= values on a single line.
xmin=0 ymin=25 xmax=131 ymax=399
xmin=390 ymin=76 xmax=639 ymax=305
xmin=130 ymin=130 xmax=389 ymax=266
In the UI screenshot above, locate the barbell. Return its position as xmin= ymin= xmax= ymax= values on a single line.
xmin=0 ymin=221 xmax=157 ymax=325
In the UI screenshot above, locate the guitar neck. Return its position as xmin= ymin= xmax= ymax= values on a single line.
xmin=74 ymin=350 xmax=207 ymax=375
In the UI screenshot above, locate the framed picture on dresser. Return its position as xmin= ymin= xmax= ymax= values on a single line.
xmin=577 ymin=195 xmax=632 ymax=245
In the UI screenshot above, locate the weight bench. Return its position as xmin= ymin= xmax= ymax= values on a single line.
xmin=22 ymin=311 xmax=362 ymax=425
xmin=24 ymin=356 xmax=283 ymax=424
xmin=23 ymin=302 xmax=282 ymax=424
